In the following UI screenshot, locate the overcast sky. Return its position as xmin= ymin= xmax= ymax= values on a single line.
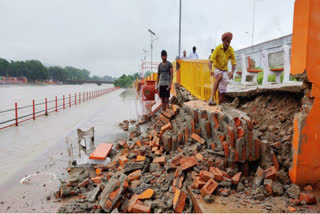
xmin=0 ymin=0 xmax=295 ymax=77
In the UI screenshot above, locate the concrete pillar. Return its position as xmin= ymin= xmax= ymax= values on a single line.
xmin=289 ymin=0 xmax=320 ymax=185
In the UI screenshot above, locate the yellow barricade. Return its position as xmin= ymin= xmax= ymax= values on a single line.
xmin=179 ymin=60 xmax=218 ymax=102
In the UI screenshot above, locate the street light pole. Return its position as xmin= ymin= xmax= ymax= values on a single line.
xmin=148 ymin=29 xmax=156 ymax=72
xmin=178 ymin=0 xmax=182 ymax=58
xmin=251 ymin=0 xmax=256 ymax=47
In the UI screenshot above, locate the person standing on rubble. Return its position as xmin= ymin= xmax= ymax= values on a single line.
xmin=156 ymin=50 xmax=173 ymax=111
xmin=208 ymin=32 xmax=236 ymax=105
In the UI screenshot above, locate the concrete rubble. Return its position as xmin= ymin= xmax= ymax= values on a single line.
xmin=54 ymin=85 xmax=319 ymax=213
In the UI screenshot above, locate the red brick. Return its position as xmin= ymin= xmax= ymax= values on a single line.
xmin=180 ymin=156 xmax=198 ymax=171
xmin=153 ymin=156 xmax=166 ymax=165
xmin=212 ymin=113 xmax=219 ymax=129
xmin=119 ymin=155 xmax=129 ymax=167
xmin=231 ymin=149 xmax=239 ymax=162
xmin=173 ymin=189 xmax=187 ymax=213
xmin=170 ymin=154 xmax=185 ymax=168
xmin=131 ymin=203 xmax=151 ymax=213
xmin=78 ymin=178 xmax=90 ymax=187
xmin=91 ymin=176 xmax=101 ymax=184
xmin=246 ymin=120 xmax=254 ymax=130
xmin=304 ymin=185 xmax=313 ymax=192
xmin=271 ymin=141 xmax=281 ymax=149
xmin=178 ymin=176 xmax=184 ymax=189
xmin=160 ymin=122 xmax=172 ymax=133
xmin=221 ymin=170 xmax=232 ymax=179
xmin=128 ymin=170 xmax=142 ymax=182
xmin=271 ymin=152 xmax=280 ymax=170
xmin=200 ymin=178 xmax=218 ymax=197
xmin=255 ymin=139 xmax=261 ymax=160
xmin=289 ymin=198 xmax=301 ymax=206
xmin=175 ymin=167 xmax=182 ymax=177
xmin=288 ymin=206 xmax=296 ymax=213
xmin=205 ymin=121 xmax=211 ymax=137
xmin=89 ymin=143 xmax=113 ymax=160
xmin=178 ymin=132 xmax=183 ymax=143
xmin=299 ymin=193 xmax=317 ymax=204
xmin=218 ymin=135 xmax=225 ymax=142
xmin=210 ymin=167 xmax=223 ymax=181
xmin=118 ymin=140 xmax=128 ymax=148
xmin=136 ymin=155 xmax=146 ymax=162
xmin=226 ymin=125 xmax=235 ymax=148
xmin=237 ymin=128 xmax=245 ymax=139
xmin=232 ymin=172 xmax=242 ymax=185
xmin=109 ymin=188 xmax=120 ymax=201
xmin=234 ymin=117 xmax=241 ymax=127
xmin=191 ymin=120 xmax=195 ymax=134
xmin=128 ymin=194 xmax=139 ymax=212
xmin=195 ymin=128 xmax=201 ymax=135
xmin=222 ymin=141 xmax=229 ymax=158
xmin=159 ymin=115 xmax=170 ymax=124
xmin=195 ymin=153 xmax=204 ymax=162
xmin=184 ymin=127 xmax=190 ymax=144
xmin=192 ymin=176 xmax=206 ymax=189
xmin=199 ymin=170 xmax=213 ymax=182
xmin=167 ymin=137 xmax=172 ymax=151
xmin=264 ymin=179 xmax=273 ymax=195
xmin=210 ymin=143 xmax=216 ymax=150
xmin=193 ymin=110 xmax=199 ymax=124
xmin=191 ymin=133 xmax=205 ymax=144
xmin=138 ymin=188 xmax=154 ymax=199
xmin=105 ymin=199 xmax=113 ymax=210
xmin=264 ymin=166 xmax=278 ymax=180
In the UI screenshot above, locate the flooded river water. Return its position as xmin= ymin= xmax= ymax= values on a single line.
xmin=0 ymin=84 xmax=138 ymax=212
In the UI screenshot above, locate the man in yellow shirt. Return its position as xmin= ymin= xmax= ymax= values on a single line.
xmin=208 ymin=32 xmax=236 ymax=105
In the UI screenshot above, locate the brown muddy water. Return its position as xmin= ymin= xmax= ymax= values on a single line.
xmin=0 ymin=87 xmax=138 ymax=212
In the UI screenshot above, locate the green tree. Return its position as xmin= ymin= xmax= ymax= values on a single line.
xmin=0 ymin=58 xmax=9 ymax=76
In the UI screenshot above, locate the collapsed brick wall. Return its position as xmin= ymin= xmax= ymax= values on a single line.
xmin=157 ymin=101 xmax=260 ymax=165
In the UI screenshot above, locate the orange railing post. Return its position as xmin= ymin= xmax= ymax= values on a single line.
xmin=15 ymin=103 xmax=18 ymax=126
xmin=45 ymin=98 xmax=48 ymax=116
xmin=55 ymin=96 xmax=58 ymax=112
xmin=33 ymin=100 xmax=35 ymax=120
xmin=63 ymin=95 xmax=65 ymax=109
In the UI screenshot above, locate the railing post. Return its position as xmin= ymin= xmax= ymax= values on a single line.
xmin=45 ymin=98 xmax=48 ymax=116
xmin=55 ymin=96 xmax=58 ymax=112
xmin=63 ymin=95 xmax=65 ymax=109
xmin=33 ymin=100 xmax=35 ymax=120
xmin=75 ymin=93 xmax=77 ymax=104
xmin=15 ymin=102 xmax=18 ymax=126
xmin=86 ymin=92 xmax=88 ymax=100
xmin=79 ymin=92 xmax=81 ymax=104
xmin=83 ymin=92 xmax=85 ymax=102
xmin=69 ymin=94 xmax=71 ymax=107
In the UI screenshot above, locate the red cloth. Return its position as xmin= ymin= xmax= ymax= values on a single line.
xmin=222 ymin=32 xmax=233 ymax=41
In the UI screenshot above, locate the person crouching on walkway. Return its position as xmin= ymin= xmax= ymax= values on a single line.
xmin=208 ymin=32 xmax=236 ymax=105
xmin=156 ymin=50 xmax=173 ymax=111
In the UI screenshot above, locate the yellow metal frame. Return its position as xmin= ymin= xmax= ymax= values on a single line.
xmin=179 ymin=60 xmax=218 ymax=102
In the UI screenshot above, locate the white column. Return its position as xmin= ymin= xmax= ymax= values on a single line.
xmin=240 ymin=54 xmax=247 ymax=84
xmin=261 ymin=50 xmax=270 ymax=85
xmin=283 ymin=45 xmax=291 ymax=83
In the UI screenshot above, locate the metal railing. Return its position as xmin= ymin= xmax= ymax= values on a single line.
xmin=0 ymin=87 xmax=120 ymax=131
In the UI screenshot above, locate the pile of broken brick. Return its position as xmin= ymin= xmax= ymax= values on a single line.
xmin=55 ymin=87 xmax=318 ymax=213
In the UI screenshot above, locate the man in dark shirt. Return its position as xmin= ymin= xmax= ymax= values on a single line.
xmin=156 ymin=50 xmax=173 ymax=111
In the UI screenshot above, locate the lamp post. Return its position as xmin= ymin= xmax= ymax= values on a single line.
xmin=148 ymin=29 xmax=156 ymax=72
xmin=178 ymin=0 xmax=182 ymax=58
xmin=251 ymin=0 xmax=256 ymax=47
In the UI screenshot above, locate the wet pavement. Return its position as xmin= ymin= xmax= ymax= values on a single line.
xmin=0 ymin=88 xmax=138 ymax=212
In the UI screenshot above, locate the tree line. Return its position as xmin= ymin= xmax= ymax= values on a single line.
xmin=0 ymin=58 xmax=114 ymax=82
